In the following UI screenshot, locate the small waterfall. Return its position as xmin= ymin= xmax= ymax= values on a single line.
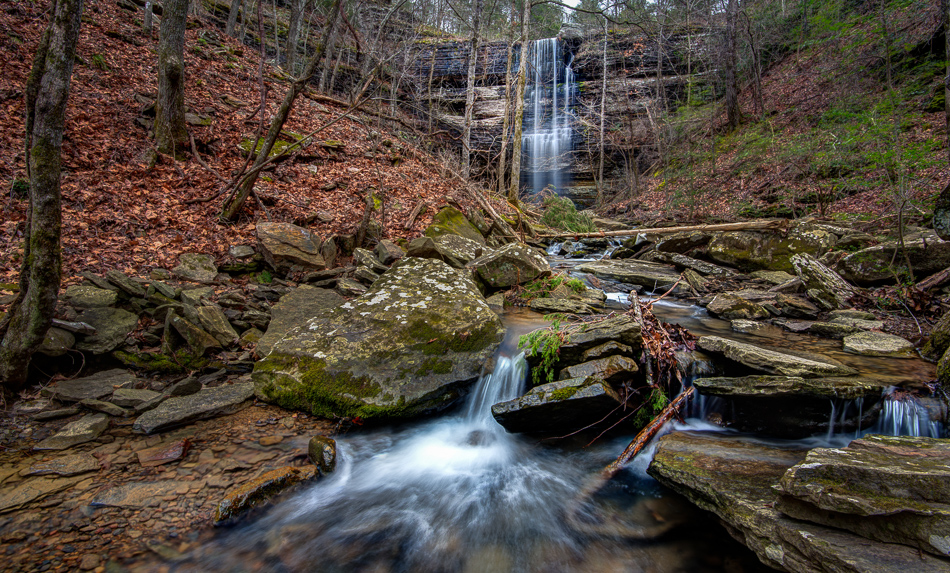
xmin=870 ymin=391 xmax=944 ymax=438
xmin=522 ymin=38 xmax=575 ymax=195
xmin=464 ymin=353 xmax=527 ymax=424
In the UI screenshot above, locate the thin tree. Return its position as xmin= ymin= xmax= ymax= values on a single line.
xmin=497 ymin=0 xmax=516 ymax=195
xmin=285 ymin=0 xmax=308 ymax=73
xmin=221 ymin=0 xmax=342 ymax=221
xmin=226 ymin=0 xmax=243 ymax=36
xmin=508 ymin=0 xmax=532 ymax=204
xmin=156 ymin=0 xmax=189 ymax=155
xmin=596 ymin=16 xmax=607 ymax=206
xmin=462 ymin=0 xmax=484 ymax=179
xmin=724 ymin=0 xmax=740 ymax=130
xmin=0 ymin=0 xmax=82 ymax=388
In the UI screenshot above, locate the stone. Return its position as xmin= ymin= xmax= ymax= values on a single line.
xmin=254 ymin=257 xmax=505 ymax=420
xmin=180 ymin=286 xmax=214 ymax=306
xmin=33 ymin=414 xmax=110 ymax=451
xmin=165 ymin=376 xmax=202 ymax=397
xmin=791 ymin=253 xmax=857 ymax=309
xmin=256 ymin=287 xmax=344 ymax=358
xmin=354 ymin=266 xmax=380 ymax=285
xmin=406 ymin=234 xmax=485 ymax=269
xmin=653 ymin=231 xmax=712 ymax=253
xmin=79 ymin=399 xmax=132 ymax=417
xmin=105 ymin=269 xmax=147 ymax=297
xmin=808 ymin=322 xmax=861 ymax=339
xmin=133 ymin=383 xmax=254 ymax=434
xmin=374 ymin=239 xmax=404 ymax=265
xmin=528 ymin=297 xmax=595 ymax=315
xmin=353 ymin=248 xmax=389 ymax=274
xmin=173 ymin=253 xmax=219 ymax=283
xmin=830 ymin=316 xmax=885 ymax=330
xmin=0 ymin=476 xmax=84 ymax=514
xmin=924 ymin=311 xmax=950 ymax=361
xmin=307 ymin=435 xmax=337 ymax=475
xmin=829 ymin=309 xmax=876 ymax=321
xmin=23 ymin=454 xmax=100 ymax=477
xmin=491 ymin=377 xmax=623 ymax=435
xmin=652 ymin=252 xmax=735 ymax=276
xmin=78 ymin=554 xmax=100 ymax=571
xmin=335 ymin=277 xmax=367 ymax=297
xmin=42 ymin=369 xmax=137 ymax=402
xmin=730 ymin=319 xmax=769 ymax=334
xmin=839 ymin=231 xmax=950 ymax=285
xmin=694 ymin=374 xmax=890 ymax=400
xmin=33 ymin=408 xmax=80 ymax=421
xmin=469 ymin=242 xmax=551 ymax=289
xmin=706 ymin=293 xmax=771 ymax=320
xmin=582 ymin=341 xmax=634 ymax=361
xmin=775 ymin=435 xmax=950 ymax=558
xmin=213 ymin=466 xmax=316 ymax=524
xmin=557 ymin=355 xmax=638 ymax=385
xmin=239 ymin=328 xmax=264 ymax=347
xmin=196 ymin=306 xmax=240 ymax=347
xmin=74 ymin=307 xmax=139 ymax=354
xmin=750 ymin=270 xmax=796 ymax=285
xmin=111 ymin=388 xmax=161 ymax=408
xmin=697 ymin=336 xmax=857 ymax=377
xmin=91 ymin=481 xmax=186 ymax=508
xmin=167 ymin=312 xmax=221 ymax=355
xmin=62 ymin=285 xmax=118 ymax=308
xmin=423 ymin=206 xmax=485 ymax=246
xmin=148 ymin=281 xmax=179 ymax=299
xmin=137 ymin=438 xmax=192 ymax=467
xmin=243 ymin=309 xmax=271 ymax=331
xmin=842 ymin=331 xmax=915 ymax=357
xmin=526 ymin=314 xmax=642 ymax=369
xmin=256 ymin=222 xmax=326 ymax=272
xmin=576 ymin=260 xmax=680 ymax=291
xmin=229 ymin=245 xmax=256 ymax=259
xmin=648 ymin=431 xmax=950 ymax=573
xmin=38 ymin=327 xmax=75 ymax=357
xmin=707 ymin=226 xmax=837 ymax=273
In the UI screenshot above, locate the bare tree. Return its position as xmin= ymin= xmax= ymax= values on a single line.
xmin=508 ymin=0 xmax=532 ymax=204
xmin=0 ymin=0 xmax=82 ymax=388
xmin=497 ymin=0 xmax=516 ymax=195
xmin=724 ymin=0 xmax=740 ymax=129
xmin=226 ymin=0 xmax=243 ymax=36
xmin=285 ymin=0 xmax=308 ymax=73
xmin=462 ymin=0 xmax=484 ymax=179
xmin=156 ymin=0 xmax=189 ymax=155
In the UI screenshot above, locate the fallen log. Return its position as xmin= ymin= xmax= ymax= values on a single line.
xmin=916 ymin=266 xmax=950 ymax=291
xmin=537 ymin=219 xmax=787 ymax=240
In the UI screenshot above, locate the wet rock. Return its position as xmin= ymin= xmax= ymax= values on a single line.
xmin=173 ymin=253 xmax=219 ymax=283
xmin=648 ymin=431 xmax=950 ymax=573
xmin=91 ymin=481 xmax=186 ymax=508
xmin=38 ymin=327 xmax=76 ymax=357
xmin=133 ymin=382 xmax=254 ymax=434
xmin=0 ymin=476 xmax=84 ymax=513
xmin=839 ymin=231 xmax=950 ymax=285
xmin=105 ymin=269 xmax=147 ymax=298
xmin=24 ymin=453 xmax=99 ymax=477
xmin=424 ymin=206 xmax=486 ymax=246
xmin=708 ymin=226 xmax=837 ymax=273
xmin=491 ymin=377 xmax=623 ymax=435
xmin=470 ymin=242 xmax=551 ymax=289
xmin=706 ymin=293 xmax=770 ymax=320
xmin=79 ymin=399 xmax=132 ymax=417
xmin=808 ymin=322 xmax=861 ymax=339
xmin=652 ymin=252 xmax=735 ymax=277
xmin=42 ymin=369 xmax=137 ymax=402
xmin=256 ymin=287 xmax=344 ymax=358
xmin=558 ymin=355 xmax=638 ymax=385
xmin=257 ymin=222 xmax=326 ymax=272
xmin=528 ymin=297 xmax=595 ymax=314
xmin=213 ymin=466 xmax=316 ymax=525
xmin=308 ymin=435 xmax=337 ymax=475
xmin=730 ymin=319 xmax=770 ymax=334
xmin=74 ymin=308 xmax=139 ymax=354
xmin=196 ymin=306 xmax=240 ymax=347
xmin=830 ymin=316 xmax=884 ymax=330
xmin=137 ymin=438 xmax=192 ymax=467
xmin=698 ymin=336 xmax=857 ymax=377
xmin=373 ymin=239 xmax=405 ymax=266
xmin=576 ymin=260 xmax=680 ymax=291
xmin=750 ymin=270 xmax=796 ymax=285
xmin=842 ymin=331 xmax=915 ymax=357
xmin=33 ymin=407 xmax=81 ymax=421
xmin=254 ymin=257 xmax=504 ymax=420
xmin=62 ymin=285 xmax=119 ymax=308
xmin=528 ymin=314 xmax=642 ymax=368
xmin=791 ymin=253 xmax=858 ymax=310
xmin=111 ymin=388 xmax=160 ymax=408
xmin=694 ymin=374 xmax=890 ymax=400
xmin=775 ymin=435 xmax=950 ymax=558
xmin=34 ymin=414 xmax=110 ymax=450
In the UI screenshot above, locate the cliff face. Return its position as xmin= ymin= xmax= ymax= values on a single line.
xmin=409 ymin=29 xmax=715 ymax=205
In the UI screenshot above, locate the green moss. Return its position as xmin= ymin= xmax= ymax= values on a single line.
xmin=415 ymin=356 xmax=453 ymax=377
xmin=549 ymin=386 xmax=579 ymax=401
xmin=405 ymin=317 xmax=500 ymax=356
xmin=113 ymin=349 xmax=207 ymax=373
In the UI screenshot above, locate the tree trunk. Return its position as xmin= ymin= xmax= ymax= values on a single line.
xmin=724 ymin=0 xmax=740 ymax=130
xmin=507 ymin=0 xmax=531 ymax=204
xmin=156 ymin=0 xmax=189 ymax=155
xmin=461 ymin=0 xmax=483 ymax=179
xmin=497 ymin=0 xmax=515 ymax=195
xmin=596 ymin=18 xmax=607 ymax=206
xmin=944 ymin=0 xmax=949 ymax=166
xmin=0 ymin=0 xmax=81 ymax=389
xmin=285 ymin=0 xmax=306 ymax=74
xmin=226 ymin=0 xmax=242 ymax=36
xmin=221 ymin=0 xmax=341 ymax=221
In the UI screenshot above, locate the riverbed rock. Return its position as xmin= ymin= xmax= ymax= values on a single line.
xmin=842 ymin=331 xmax=915 ymax=357
xmin=558 ymin=355 xmax=638 ymax=384
xmin=694 ymin=374 xmax=890 ymax=400
xmin=707 ymin=226 xmax=837 ymax=273
xmin=92 ymin=481 xmax=187 ymax=508
xmin=652 ymin=252 xmax=735 ymax=277
xmin=23 ymin=453 xmax=100 ymax=477
xmin=62 ymin=285 xmax=119 ymax=308
xmin=706 ymin=293 xmax=771 ymax=320
xmin=775 ymin=435 xmax=950 ymax=558
xmin=698 ymin=336 xmax=858 ymax=378
xmin=133 ymin=382 xmax=255 ymax=434
xmin=213 ymin=466 xmax=317 ymax=525
xmin=253 ymin=257 xmax=505 ymax=420
xmin=791 ymin=253 xmax=857 ymax=310
xmin=111 ymin=388 xmax=161 ymax=408
xmin=424 ymin=206 xmax=486 ymax=246
xmin=307 ymin=435 xmax=337 ymax=475
xmin=373 ymin=239 xmax=404 ymax=266
xmin=469 ymin=242 xmax=550 ymax=289
xmin=0 ymin=476 xmax=84 ymax=514
xmin=838 ymin=231 xmax=950 ymax=285
xmin=34 ymin=414 xmax=110 ymax=450
xmin=648 ymin=431 xmax=950 ymax=572
xmin=576 ymin=260 xmax=680 ymax=291
xmin=173 ymin=253 xmax=219 ymax=283
xmin=491 ymin=377 xmax=623 ymax=435
xmin=74 ymin=307 xmax=139 ymax=354
xmin=42 ymin=369 xmax=137 ymax=402
xmin=256 ymin=222 xmax=326 ymax=272
xmin=525 ymin=314 xmax=643 ymax=372
xmin=256 ymin=287 xmax=344 ymax=358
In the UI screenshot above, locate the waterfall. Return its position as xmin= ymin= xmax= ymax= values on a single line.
xmin=464 ymin=352 xmax=527 ymax=424
xmin=870 ymin=392 xmax=944 ymax=438
xmin=521 ymin=38 xmax=575 ymax=195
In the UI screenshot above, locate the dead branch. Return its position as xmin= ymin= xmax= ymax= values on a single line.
xmin=538 ymin=219 xmax=787 ymax=239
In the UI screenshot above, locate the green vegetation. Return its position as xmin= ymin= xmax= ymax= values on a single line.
xmin=515 ymin=273 xmax=586 ymax=302
xmin=633 ymin=388 xmax=670 ymax=427
xmin=539 ymin=194 xmax=595 ymax=233
xmin=518 ymin=315 xmax=569 ymax=386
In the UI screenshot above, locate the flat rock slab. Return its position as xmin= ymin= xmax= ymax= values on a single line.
xmin=698 ymin=336 xmax=857 ymax=378
xmin=775 ymin=435 xmax=950 ymax=558
xmin=74 ymin=308 xmax=140 ymax=354
xmin=491 ymin=377 xmax=622 ymax=435
xmin=111 ymin=388 xmax=161 ymax=408
xmin=173 ymin=253 xmax=219 ymax=283
xmin=842 ymin=331 xmax=915 ymax=357
xmin=137 ymin=439 xmax=192 ymax=467
xmin=133 ymin=383 xmax=254 ymax=434
xmin=648 ymin=431 xmax=950 ymax=572
xmin=213 ymin=466 xmax=316 ymax=524
xmin=42 ymin=369 xmax=137 ymax=402
xmin=24 ymin=454 xmax=100 ymax=477
xmin=62 ymin=285 xmax=118 ymax=308
xmin=577 ymin=260 xmax=680 ymax=290
xmin=91 ymin=481 xmax=188 ymax=508
xmin=694 ymin=375 xmax=891 ymax=400
xmin=33 ymin=414 xmax=110 ymax=451
xmin=0 ymin=476 xmax=84 ymax=514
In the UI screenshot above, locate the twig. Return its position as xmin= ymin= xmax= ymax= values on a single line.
xmin=190 ymin=132 xmax=227 ymax=183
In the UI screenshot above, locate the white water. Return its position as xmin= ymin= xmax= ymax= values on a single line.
xmin=522 ymin=38 xmax=575 ymax=195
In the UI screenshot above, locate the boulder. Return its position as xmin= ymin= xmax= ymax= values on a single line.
xmin=469 ymin=242 xmax=551 ymax=289
xmin=838 ymin=232 xmax=950 ymax=285
xmin=653 ymin=231 xmax=712 ymax=254
xmin=706 ymin=293 xmax=771 ymax=320
xmin=42 ymin=369 xmax=137 ymax=402
xmin=196 ymin=306 xmax=240 ymax=347
xmin=256 ymin=287 xmax=344 ymax=358
xmin=38 ymin=328 xmax=75 ymax=358
xmin=256 ymin=222 xmax=326 ymax=272
xmin=407 ymin=235 xmax=485 ymax=269
xmin=648 ymin=431 xmax=950 ymax=573
xmin=576 ymin=260 xmax=680 ymax=291
xmin=373 ymin=239 xmax=404 ymax=265
xmin=791 ymin=253 xmax=857 ymax=310
xmin=424 ymin=206 xmax=486 ymax=246
xmin=307 ymin=435 xmax=337 ymax=475
xmin=133 ymin=382 xmax=255 ymax=434
xmin=74 ymin=307 xmax=139 ymax=354
xmin=707 ymin=226 xmax=837 ymax=273
xmin=698 ymin=336 xmax=858 ymax=377
xmin=33 ymin=414 xmax=110 ymax=450
xmin=62 ymin=285 xmax=118 ymax=308
xmin=652 ymin=252 xmax=735 ymax=277
xmin=842 ymin=331 xmax=915 ymax=357
xmin=253 ymin=257 xmax=505 ymax=420
xmin=213 ymin=466 xmax=316 ymax=525
xmin=491 ymin=377 xmax=623 ymax=435
xmin=173 ymin=253 xmax=219 ymax=283
xmin=775 ymin=435 xmax=950 ymax=558
xmin=558 ymin=355 xmax=639 ymax=384
xmin=105 ymin=270 xmax=147 ymax=298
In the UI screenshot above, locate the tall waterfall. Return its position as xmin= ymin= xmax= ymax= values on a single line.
xmin=521 ymin=38 xmax=575 ymax=195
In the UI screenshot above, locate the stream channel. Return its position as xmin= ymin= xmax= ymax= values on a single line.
xmin=175 ymin=250 xmax=943 ymax=572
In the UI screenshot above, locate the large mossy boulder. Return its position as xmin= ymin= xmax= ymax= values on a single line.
xmin=838 ymin=231 xmax=950 ymax=285
xmin=424 ymin=206 xmax=486 ymax=246
xmin=469 ymin=242 xmax=550 ymax=289
xmin=256 ymin=287 xmax=344 ymax=357
xmin=253 ymin=257 xmax=505 ymax=420
xmin=707 ymin=226 xmax=836 ymax=273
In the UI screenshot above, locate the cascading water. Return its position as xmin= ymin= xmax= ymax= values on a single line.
xmin=521 ymin=38 xmax=575 ymax=195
